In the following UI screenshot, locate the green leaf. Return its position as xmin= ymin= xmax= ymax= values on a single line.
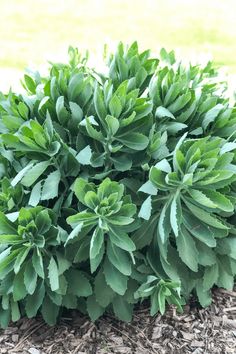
xmin=182 ymin=212 xmax=217 ymax=247
xmin=56 ymin=96 xmax=69 ymax=125
xmin=21 ymin=161 xmax=50 ymax=187
xmin=65 ymin=223 xmax=84 ymax=246
xmin=35 ymin=210 xmax=51 ymax=234
xmin=216 ymin=237 xmax=236 ymax=260
xmin=70 ymin=91 xmax=84 ymax=114
xmin=168 ymin=122 xmax=188 ymax=134
xmin=196 ymin=241 xmax=216 ymax=266
xmin=149 ymin=167 xmax=168 ymax=190
xmin=173 ymin=133 xmax=187 ymax=172
xmin=158 ymin=202 xmax=171 ymax=244
xmin=28 ymin=181 xmax=42 ymax=206
xmin=90 ymin=242 xmax=105 ymax=273
xmin=66 ymin=269 xmax=92 ymax=297
xmin=0 ymin=248 xmax=20 ymax=277
xmin=107 ymin=241 xmax=131 ymax=276
xmin=48 ymin=256 xmax=59 ymax=291
xmin=174 ymin=150 xmax=185 ymax=173
xmin=25 ymin=281 xmax=45 ymax=318
xmin=108 ymin=216 xmax=134 ymax=226
xmin=158 ymin=286 xmax=167 ymax=315
xmin=24 ymin=74 xmax=36 ymax=93
xmin=196 ymin=280 xmax=212 ymax=307
xmin=112 ymin=155 xmax=132 ymax=171
xmin=203 ymin=264 xmax=219 ymax=290
xmin=14 ymin=247 xmax=30 ymax=274
xmin=87 ymin=295 xmax=105 ymax=321
xmin=41 ymin=296 xmax=59 ymax=326
xmin=202 ymin=190 xmax=233 ymax=212
xmin=155 ymin=106 xmax=175 ymax=119
xmin=117 ymin=133 xmax=149 ymax=151
xmin=138 ymin=196 xmax=152 ymax=221
xmin=76 ymin=145 xmax=92 ymax=165
xmin=90 ymin=228 xmax=104 ymax=259
xmin=176 ymin=228 xmax=199 ymax=272
xmin=184 ymin=199 xmax=228 ymax=230
xmin=188 ymin=189 xmax=217 ymax=209
xmin=24 ymin=261 xmax=37 ymax=295
xmin=109 ymin=227 xmax=136 ymax=252
xmin=0 ymin=234 xmax=21 ymax=245
xmin=0 ymin=308 xmax=10 ymax=329
xmin=202 ymin=104 xmax=223 ymax=130
xmin=85 ymin=117 xmax=103 ymax=140
xmin=112 ymin=297 xmax=133 ymax=322
xmin=11 ymin=162 xmax=34 ymax=187
xmin=163 ymin=82 xmax=180 ymax=106
xmin=97 ymin=177 xmax=123 ymax=199
xmin=155 ymin=159 xmax=172 ymax=173
xmin=150 ymin=290 xmax=160 ymax=315
xmin=56 ymin=252 xmax=71 ymax=275
xmin=132 ymin=216 xmax=157 ymax=249
xmin=138 ymin=180 xmax=157 ymax=195
xmin=0 ymin=212 xmax=17 ymax=235
xmin=67 ymin=212 xmax=97 ymax=228
xmin=62 ymin=294 xmax=77 ymax=309
xmin=103 ymin=258 xmax=128 ymax=295
xmin=105 ymin=115 xmax=120 ymax=135
xmin=94 ymin=269 xmax=115 ymax=307
xmin=32 ymin=249 xmax=44 ymax=278
xmin=109 ymin=95 xmax=122 ymax=118
xmin=41 ymin=170 xmax=61 ymax=200
xmin=11 ymin=299 xmax=20 ymax=322
xmin=170 ymin=194 xmax=180 ymax=237
xmin=167 ymin=92 xmax=191 ymax=114
xmin=84 ymin=191 xmax=100 ymax=209
xmin=68 ymin=73 xmax=83 ymax=100
xmin=216 ymin=256 xmax=234 ymax=289
xmin=73 ymin=178 xmax=95 ymax=205
xmin=94 ymin=84 xmax=107 ymax=121
xmin=13 ymin=269 xmax=27 ymax=301
xmin=198 ymin=170 xmax=234 ymax=187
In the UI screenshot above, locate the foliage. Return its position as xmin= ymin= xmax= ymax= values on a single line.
xmin=0 ymin=43 xmax=236 ymax=327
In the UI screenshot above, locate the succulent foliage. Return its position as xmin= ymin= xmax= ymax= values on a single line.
xmin=0 ymin=43 xmax=236 ymax=327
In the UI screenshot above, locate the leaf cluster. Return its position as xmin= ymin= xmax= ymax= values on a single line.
xmin=0 ymin=42 xmax=236 ymax=327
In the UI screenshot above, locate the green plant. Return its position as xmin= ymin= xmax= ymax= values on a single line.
xmin=0 ymin=42 xmax=236 ymax=327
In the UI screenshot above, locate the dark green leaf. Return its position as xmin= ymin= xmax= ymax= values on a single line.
xmin=103 ymin=258 xmax=128 ymax=295
xmin=66 ymin=269 xmax=92 ymax=297
xmin=41 ymin=296 xmax=59 ymax=326
xmin=87 ymin=295 xmax=105 ymax=321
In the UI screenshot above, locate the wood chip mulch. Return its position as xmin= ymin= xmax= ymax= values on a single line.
xmin=0 ymin=288 xmax=236 ymax=354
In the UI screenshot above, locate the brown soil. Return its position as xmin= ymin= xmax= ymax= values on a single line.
xmin=0 ymin=288 xmax=236 ymax=354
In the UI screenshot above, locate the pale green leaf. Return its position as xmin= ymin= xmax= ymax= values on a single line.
xmin=48 ymin=257 xmax=59 ymax=291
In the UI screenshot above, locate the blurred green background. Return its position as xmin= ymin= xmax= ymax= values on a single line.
xmin=0 ymin=0 xmax=235 ymax=91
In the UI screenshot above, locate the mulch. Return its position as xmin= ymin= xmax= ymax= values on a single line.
xmin=0 ymin=288 xmax=236 ymax=354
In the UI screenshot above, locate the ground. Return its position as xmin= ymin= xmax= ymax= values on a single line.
xmin=0 ymin=0 xmax=236 ymax=91
xmin=0 ymin=288 xmax=236 ymax=354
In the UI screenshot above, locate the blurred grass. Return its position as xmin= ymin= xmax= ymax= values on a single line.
xmin=0 ymin=0 xmax=236 ymax=90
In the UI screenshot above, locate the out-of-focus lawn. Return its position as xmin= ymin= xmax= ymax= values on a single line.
xmin=0 ymin=0 xmax=235 ymax=91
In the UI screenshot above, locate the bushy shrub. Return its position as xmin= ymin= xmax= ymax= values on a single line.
xmin=0 ymin=43 xmax=236 ymax=327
